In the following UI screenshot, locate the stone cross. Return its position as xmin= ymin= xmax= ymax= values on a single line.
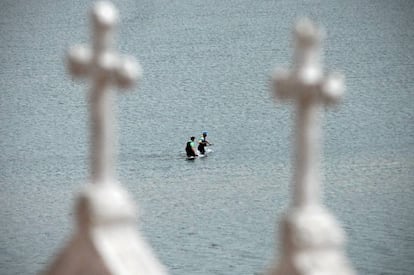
xmin=273 ymin=18 xmax=344 ymax=207
xmin=68 ymin=1 xmax=141 ymax=184
xmin=45 ymin=2 xmax=167 ymax=274
xmin=269 ymin=19 xmax=355 ymax=275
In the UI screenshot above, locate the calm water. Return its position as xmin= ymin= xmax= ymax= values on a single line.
xmin=1 ymin=0 xmax=413 ymax=274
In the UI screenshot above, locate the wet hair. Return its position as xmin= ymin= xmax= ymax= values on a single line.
xmin=190 ymin=136 xmax=195 ymax=141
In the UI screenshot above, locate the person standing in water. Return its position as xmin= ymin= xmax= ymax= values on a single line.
xmin=197 ymin=131 xmax=211 ymax=155
xmin=185 ymin=136 xmax=197 ymax=158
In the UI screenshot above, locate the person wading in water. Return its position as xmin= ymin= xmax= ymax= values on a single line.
xmin=185 ymin=136 xmax=197 ymax=158
xmin=197 ymin=131 xmax=211 ymax=155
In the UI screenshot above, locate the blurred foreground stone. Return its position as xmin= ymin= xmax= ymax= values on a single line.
xmin=44 ymin=2 xmax=167 ymax=274
xmin=269 ymin=19 xmax=355 ymax=275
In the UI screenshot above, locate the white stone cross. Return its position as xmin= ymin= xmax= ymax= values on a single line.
xmin=45 ymin=2 xmax=167 ymax=274
xmin=269 ymin=19 xmax=354 ymax=275
xmin=272 ymin=18 xmax=344 ymax=207
xmin=68 ymin=1 xmax=142 ymax=184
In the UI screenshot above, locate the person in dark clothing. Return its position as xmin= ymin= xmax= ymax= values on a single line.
xmin=185 ymin=136 xmax=197 ymax=157
xmin=197 ymin=131 xmax=211 ymax=155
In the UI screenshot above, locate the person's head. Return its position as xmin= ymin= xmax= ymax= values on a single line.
xmin=202 ymin=131 xmax=208 ymax=137
xmin=190 ymin=136 xmax=195 ymax=141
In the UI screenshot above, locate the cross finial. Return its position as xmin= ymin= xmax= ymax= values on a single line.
xmin=269 ymin=19 xmax=355 ymax=275
xmin=274 ymin=18 xmax=344 ymax=105
xmin=45 ymin=3 xmax=168 ymax=274
xmin=67 ymin=1 xmax=142 ymax=184
xmin=272 ymin=19 xmax=344 ymax=207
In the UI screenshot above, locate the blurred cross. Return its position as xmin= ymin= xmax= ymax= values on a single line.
xmin=46 ymin=2 xmax=167 ymax=274
xmin=273 ymin=18 xmax=344 ymax=207
xmin=68 ymin=1 xmax=141 ymax=184
xmin=270 ymin=19 xmax=354 ymax=275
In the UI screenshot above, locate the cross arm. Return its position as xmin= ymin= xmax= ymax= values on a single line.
xmin=93 ymin=52 xmax=142 ymax=89
xmin=68 ymin=47 xmax=141 ymax=89
xmin=68 ymin=44 xmax=92 ymax=77
xmin=273 ymin=68 xmax=344 ymax=105
xmin=272 ymin=68 xmax=297 ymax=101
xmin=113 ymin=56 xmax=142 ymax=89
xmin=320 ymin=72 xmax=345 ymax=105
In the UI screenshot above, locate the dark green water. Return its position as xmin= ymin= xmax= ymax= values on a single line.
xmin=1 ymin=0 xmax=413 ymax=274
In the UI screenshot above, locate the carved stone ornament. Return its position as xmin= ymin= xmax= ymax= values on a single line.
xmin=44 ymin=2 xmax=167 ymax=274
xmin=269 ymin=19 xmax=355 ymax=275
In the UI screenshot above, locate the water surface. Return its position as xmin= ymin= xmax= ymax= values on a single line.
xmin=0 ymin=0 xmax=413 ymax=274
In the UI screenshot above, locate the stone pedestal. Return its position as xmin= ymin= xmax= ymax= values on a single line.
xmin=271 ymin=206 xmax=354 ymax=275
xmin=45 ymin=183 xmax=167 ymax=275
